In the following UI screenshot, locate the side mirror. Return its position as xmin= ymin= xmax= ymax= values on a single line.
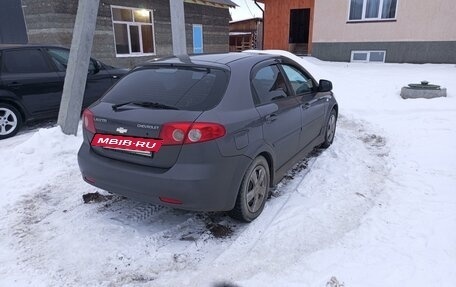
xmin=318 ymin=79 xmax=333 ymax=92
xmin=95 ymin=60 xmax=102 ymax=71
xmin=88 ymin=59 xmax=101 ymax=74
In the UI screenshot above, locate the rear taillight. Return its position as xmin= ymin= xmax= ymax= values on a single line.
xmin=82 ymin=109 xmax=96 ymax=133
xmin=159 ymin=122 xmax=226 ymax=145
xmin=187 ymin=123 xmax=226 ymax=143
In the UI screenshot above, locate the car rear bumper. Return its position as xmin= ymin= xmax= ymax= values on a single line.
xmin=77 ymin=143 xmax=251 ymax=211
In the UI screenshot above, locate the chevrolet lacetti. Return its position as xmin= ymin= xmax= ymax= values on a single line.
xmin=78 ymin=52 xmax=338 ymax=222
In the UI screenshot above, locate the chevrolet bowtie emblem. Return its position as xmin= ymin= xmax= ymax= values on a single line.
xmin=116 ymin=127 xmax=128 ymax=134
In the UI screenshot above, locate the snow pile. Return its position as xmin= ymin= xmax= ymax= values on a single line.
xmin=1 ymin=59 xmax=455 ymax=287
xmin=1 ymin=127 xmax=82 ymax=204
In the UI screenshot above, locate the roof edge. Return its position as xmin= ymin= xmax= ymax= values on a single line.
xmin=184 ymin=0 xmax=237 ymax=8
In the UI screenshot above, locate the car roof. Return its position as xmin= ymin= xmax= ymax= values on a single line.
xmin=0 ymin=44 xmax=67 ymax=50
xmin=142 ymin=52 xmax=277 ymax=69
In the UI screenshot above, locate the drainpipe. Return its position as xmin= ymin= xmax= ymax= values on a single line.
xmin=254 ymin=0 xmax=264 ymax=50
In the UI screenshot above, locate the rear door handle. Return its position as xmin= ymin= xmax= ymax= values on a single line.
xmin=6 ymin=82 xmax=23 ymax=90
xmin=265 ymin=114 xmax=278 ymax=123
xmin=112 ymin=75 xmax=119 ymax=79
xmin=7 ymin=82 xmax=23 ymax=88
xmin=302 ymin=103 xmax=311 ymax=109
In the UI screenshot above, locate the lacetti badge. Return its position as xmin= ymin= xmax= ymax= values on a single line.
xmin=116 ymin=127 xmax=128 ymax=134
xmin=91 ymin=134 xmax=163 ymax=152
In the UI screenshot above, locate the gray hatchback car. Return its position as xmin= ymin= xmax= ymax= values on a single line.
xmin=78 ymin=52 xmax=338 ymax=222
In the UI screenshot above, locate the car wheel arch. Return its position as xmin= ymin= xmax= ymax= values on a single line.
xmin=0 ymin=102 xmax=24 ymax=139
xmin=320 ymin=107 xmax=338 ymax=149
xmin=242 ymin=142 xmax=276 ymax=188
xmin=332 ymin=104 xmax=339 ymax=117
xmin=228 ymin=155 xmax=271 ymax=222
xmin=257 ymin=151 xmax=275 ymax=188
xmin=0 ymin=98 xmax=26 ymax=122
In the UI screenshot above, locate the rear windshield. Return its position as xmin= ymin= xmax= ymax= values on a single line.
xmin=102 ymin=66 xmax=229 ymax=111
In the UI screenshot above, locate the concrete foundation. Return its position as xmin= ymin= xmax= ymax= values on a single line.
xmin=312 ymin=41 xmax=456 ymax=64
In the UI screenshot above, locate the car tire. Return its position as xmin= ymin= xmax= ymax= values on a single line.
xmin=320 ymin=108 xmax=337 ymax=149
xmin=229 ymin=156 xmax=270 ymax=222
xmin=0 ymin=104 xmax=22 ymax=140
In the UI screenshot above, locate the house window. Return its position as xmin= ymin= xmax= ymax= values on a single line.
xmin=351 ymin=50 xmax=386 ymax=62
xmin=349 ymin=0 xmax=397 ymax=21
xmin=111 ymin=6 xmax=156 ymax=56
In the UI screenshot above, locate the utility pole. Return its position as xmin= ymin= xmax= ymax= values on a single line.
xmin=170 ymin=0 xmax=187 ymax=55
xmin=58 ymin=0 xmax=100 ymax=135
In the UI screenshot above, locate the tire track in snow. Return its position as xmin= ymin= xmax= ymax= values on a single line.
xmin=181 ymin=116 xmax=391 ymax=286
xmin=3 ymin=171 xmax=87 ymax=283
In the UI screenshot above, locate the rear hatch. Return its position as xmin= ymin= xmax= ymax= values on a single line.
xmin=85 ymin=64 xmax=229 ymax=169
xmin=90 ymin=102 xmax=202 ymax=168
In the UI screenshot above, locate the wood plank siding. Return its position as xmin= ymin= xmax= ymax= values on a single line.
xmin=229 ymin=18 xmax=263 ymax=51
xmin=259 ymin=0 xmax=314 ymax=54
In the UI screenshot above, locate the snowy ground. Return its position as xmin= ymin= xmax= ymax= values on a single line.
xmin=1 ymin=58 xmax=455 ymax=287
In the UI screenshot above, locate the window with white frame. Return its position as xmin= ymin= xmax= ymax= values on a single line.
xmin=348 ymin=0 xmax=397 ymax=21
xmin=351 ymin=50 xmax=386 ymax=62
xmin=111 ymin=6 xmax=156 ymax=56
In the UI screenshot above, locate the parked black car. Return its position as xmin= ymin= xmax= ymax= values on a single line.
xmin=78 ymin=52 xmax=338 ymax=222
xmin=0 ymin=44 xmax=128 ymax=139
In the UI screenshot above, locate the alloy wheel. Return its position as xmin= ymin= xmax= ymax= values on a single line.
xmin=0 ymin=107 xmax=18 ymax=136
xmin=326 ymin=113 xmax=336 ymax=143
xmin=246 ymin=165 xmax=268 ymax=213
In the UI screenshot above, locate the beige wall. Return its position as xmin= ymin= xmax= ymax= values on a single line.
xmin=313 ymin=0 xmax=456 ymax=42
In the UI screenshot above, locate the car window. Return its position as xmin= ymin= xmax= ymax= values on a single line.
xmin=252 ymin=65 xmax=289 ymax=105
xmin=281 ymin=64 xmax=314 ymax=95
xmin=46 ymin=48 xmax=96 ymax=72
xmin=1 ymin=49 xmax=53 ymax=74
xmin=102 ymin=66 xmax=228 ymax=111
xmin=46 ymin=48 xmax=70 ymax=71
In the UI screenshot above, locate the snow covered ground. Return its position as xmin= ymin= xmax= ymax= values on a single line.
xmin=1 ymin=58 xmax=455 ymax=287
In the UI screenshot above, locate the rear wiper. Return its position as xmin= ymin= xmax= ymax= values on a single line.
xmin=112 ymin=101 xmax=180 ymax=111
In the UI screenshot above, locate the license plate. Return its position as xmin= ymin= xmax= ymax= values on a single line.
xmin=91 ymin=134 xmax=163 ymax=152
